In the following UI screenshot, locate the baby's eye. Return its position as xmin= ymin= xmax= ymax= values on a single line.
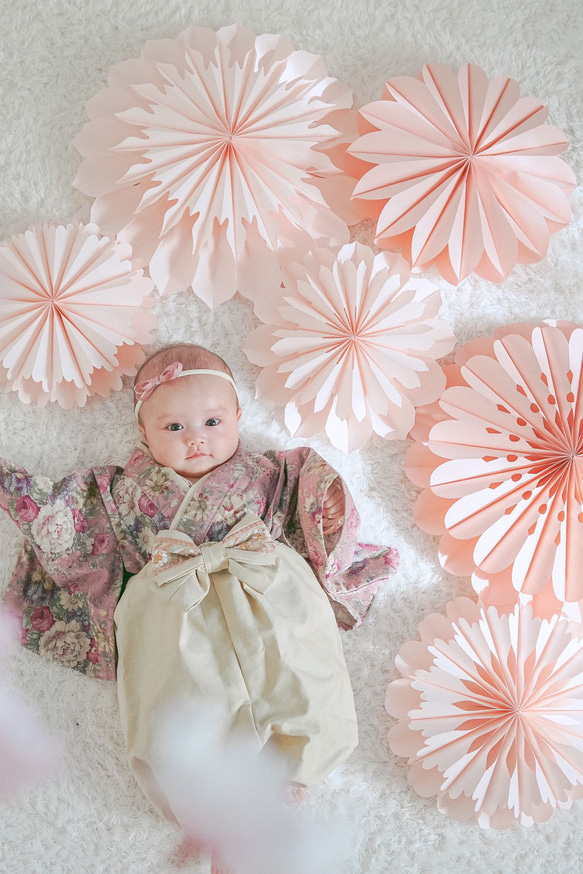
xmin=166 ymin=423 xmax=183 ymax=431
xmin=205 ymin=418 xmax=220 ymax=427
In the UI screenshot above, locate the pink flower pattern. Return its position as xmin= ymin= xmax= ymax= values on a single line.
xmin=138 ymin=494 xmax=158 ymax=518
xmin=30 ymin=607 xmax=54 ymax=633
xmin=15 ymin=496 xmax=39 ymax=522
xmin=72 ymin=509 xmax=88 ymax=533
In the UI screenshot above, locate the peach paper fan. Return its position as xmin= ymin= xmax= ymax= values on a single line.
xmin=404 ymin=321 xmax=583 ymax=612
xmin=0 ymin=222 xmax=157 ymax=408
xmin=73 ymin=24 xmax=353 ymax=308
xmin=244 ymin=241 xmax=456 ymax=453
xmin=386 ymin=598 xmax=583 ymax=828
xmin=347 ymin=63 xmax=576 ymax=284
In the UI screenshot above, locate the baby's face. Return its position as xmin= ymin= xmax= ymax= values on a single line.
xmin=137 ymin=375 xmax=241 ymax=480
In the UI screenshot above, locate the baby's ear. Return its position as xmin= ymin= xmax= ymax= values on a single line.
xmin=236 ymin=407 xmax=242 ymax=421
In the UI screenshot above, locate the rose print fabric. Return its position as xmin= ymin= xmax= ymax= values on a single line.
xmin=0 ymin=444 xmax=399 ymax=679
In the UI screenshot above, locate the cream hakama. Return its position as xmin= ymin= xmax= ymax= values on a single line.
xmin=114 ymin=481 xmax=358 ymax=821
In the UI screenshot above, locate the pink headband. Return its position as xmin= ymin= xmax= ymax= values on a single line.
xmin=134 ymin=361 xmax=238 ymax=420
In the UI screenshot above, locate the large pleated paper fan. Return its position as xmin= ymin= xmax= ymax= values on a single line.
xmin=244 ymin=241 xmax=456 ymax=453
xmin=0 ymin=222 xmax=157 ymax=407
xmin=386 ymin=598 xmax=583 ymax=828
xmin=73 ymin=24 xmax=352 ymax=308
xmin=405 ymin=321 xmax=583 ymax=612
xmin=348 ymin=63 xmax=576 ymax=284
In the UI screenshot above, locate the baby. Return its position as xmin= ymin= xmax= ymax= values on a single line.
xmin=0 ymin=342 xmax=399 ymax=848
xmin=115 ymin=343 xmax=359 ymax=826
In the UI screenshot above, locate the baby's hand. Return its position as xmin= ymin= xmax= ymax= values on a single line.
xmin=322 ymin=480 xmax=345 ymax=536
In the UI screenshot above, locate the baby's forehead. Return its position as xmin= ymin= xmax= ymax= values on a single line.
xmin=150 ymin=374 xmax=238 ymax=409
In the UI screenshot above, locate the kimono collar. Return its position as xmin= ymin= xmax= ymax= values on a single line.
xmin=134 ymin=440 xmax=246 ymax=491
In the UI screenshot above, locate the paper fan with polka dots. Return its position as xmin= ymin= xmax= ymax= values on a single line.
xmin=405 ymin=321 xmax=583 ymax=611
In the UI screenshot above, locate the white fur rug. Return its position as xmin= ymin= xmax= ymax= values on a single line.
xmin=0 ymin=1 xmax=581 ymax=872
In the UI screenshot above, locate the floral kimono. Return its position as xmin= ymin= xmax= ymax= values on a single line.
xmin=0 ymin=443 xmax=399 ymax=681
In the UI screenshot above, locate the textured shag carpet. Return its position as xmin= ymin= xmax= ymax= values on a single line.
xmin=0 ymin=0 xmax=581 ymax=872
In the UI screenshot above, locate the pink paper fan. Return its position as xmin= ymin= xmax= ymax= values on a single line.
xmin=244 ymin=241 xmax=456 ymax=453
xmin=404 ymin=321 xmax=583 ymax=612
xmin=0 ymin=222 xmax=156 ymax=407
xmin=386 ymin=597 xmax=583 ymax=828
xmin=347 ymin=63 xmax=576 ymax=284
xmin=73 ymin=24 xmax=353 ymax=308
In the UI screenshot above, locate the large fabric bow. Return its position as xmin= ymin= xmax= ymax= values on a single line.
xmin=134 ymin=361 xmax=183 ymax=402
xmin=150 ymin=513 xmax=276 ymax=612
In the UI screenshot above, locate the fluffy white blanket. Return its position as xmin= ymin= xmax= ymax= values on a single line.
xmin=0 ymin=1 xmax=581 ymax=872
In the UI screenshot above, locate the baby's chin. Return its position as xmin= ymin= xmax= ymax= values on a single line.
xmin=177 ymin=460 xmax=221 ymax=481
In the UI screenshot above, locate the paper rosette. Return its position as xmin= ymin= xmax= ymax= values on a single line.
xmin=347 ymin=63 xmax=575 ymax=284
xmin=386 ymin=598 xmax=583 ymax=828
xmin=244 ymin=241 xmax=456 ymax=453
xmin=73 ymin=24 xmax=352 ymax=308
xmin=0 ymin=222 xmax=156 ymax=407
xmin=405 ymin=321 xmax=583 ymax=613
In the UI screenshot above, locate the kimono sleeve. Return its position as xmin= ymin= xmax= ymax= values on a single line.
xmin=269 ymin=448 xmax=399 ymax=629
xmin=0 ymin=457 xmax=126 ymax=680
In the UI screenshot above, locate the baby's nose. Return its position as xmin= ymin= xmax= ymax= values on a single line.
xmin=186 ymin=427 xmax=205 ymax=444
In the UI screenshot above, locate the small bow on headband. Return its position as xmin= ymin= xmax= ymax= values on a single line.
xmin=134 ymin=361 xmax=183 ymax=402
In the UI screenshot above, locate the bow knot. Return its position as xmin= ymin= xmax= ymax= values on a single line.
xmin=134 ymin=361 xmax=183 ymax=402
xmin=200 ymin=542 xmax=229 ymax=574
xmin=150 ymin=513 xmax=276 ymax=612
